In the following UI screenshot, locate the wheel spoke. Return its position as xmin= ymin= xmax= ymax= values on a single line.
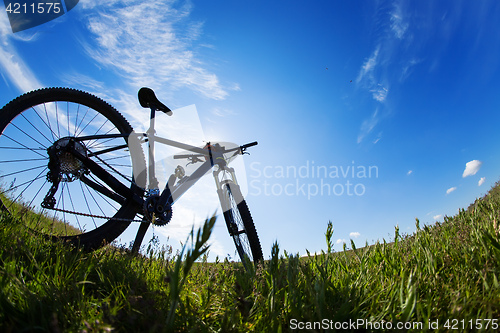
xmin=3 ymin=169 xmax=47 ymax=214
xmin=76 ymin=112 xmax=99 ymax=137
xmin=0 ymin=88 xmax=144 ymax=249
xmin=74 ymin=105 xmax=91 ymax=136
xmin=21 ymin=112 xmax=54 ymax=145
xmin=0 ymin=158 xmax=46 ymax=164
xmin=65 ymin=182 xmax=83 ymax=232
xmin=87 ymin=119 xmax=111 ymax=148
xmin=79 ymin=180 xmax=98 ymax=230
xmin=41 ymin=104 xmax=58 ymax=142
xmin=2 ymin=133 xmax=47 ymax=159
xmin=55 ymin=101 xmax=61 ymax=139
xmin=0 ymin=164 xmax=47 ymax=178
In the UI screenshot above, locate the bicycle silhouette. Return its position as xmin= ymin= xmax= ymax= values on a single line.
xmin=0 ymin=87 xmax=263 ymax=267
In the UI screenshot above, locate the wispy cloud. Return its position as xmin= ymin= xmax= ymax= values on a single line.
xmin=407 ymin=170 xmax=413 ymax=175
xmin=478 ymin=177 xmax=486 ymax=186
xmin=356 ymin=45 xmax=380 ymax=84
xmin=433 ymin=214 xmax=443 ymax=220
xmin=373 ymin=133 xmax=382 ymax=144
xmin=349 ymin=232 xmax=361 ymax=238
xmin=72 ymin=1 xmax=239 ymax=257
xmin=400 ymin=58 xmax=422 ymax=82
xmin=357 ymin=108 xmax=379 ymax=144
xmin=0 ymin=14 xmax=43 ymax=93
xmin=390 ymin=2 xmax=409 ymax=39
xmin=446 ymin=187 xmax=457 ymax=195
xmin=61 ymin=72 xmax=105 ymax=91
xmin=211 ymin=107 xmax=237 ymax=118
xmin=353 ymin=0 xmax=414 ymax=144
xmin=79 ymin=0 xmax=229 ymax=100
xmin=463 ymin=160 xmax=482 ymax=178
xmin=371 ymin=84 xmax=389 ymax=102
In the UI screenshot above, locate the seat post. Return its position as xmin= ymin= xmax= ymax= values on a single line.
xmin=147 ymin=107 xmax=159 ymax=190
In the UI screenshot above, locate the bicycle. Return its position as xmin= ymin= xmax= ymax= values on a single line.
xmin=0 ymin=87 xmax=263 ymax=268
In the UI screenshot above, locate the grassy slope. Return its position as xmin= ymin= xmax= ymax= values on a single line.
xmin=1 ymin=183 xmax=500 ymax=332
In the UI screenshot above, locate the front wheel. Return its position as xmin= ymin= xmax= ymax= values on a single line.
xmin=218 ymin=180 xmax=263 ymax=268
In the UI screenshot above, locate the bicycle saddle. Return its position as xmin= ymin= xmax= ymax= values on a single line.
xmin=138 ymin=87 xmax=173 ymax=116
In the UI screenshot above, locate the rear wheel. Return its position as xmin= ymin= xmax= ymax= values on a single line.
xmin=219 ymin=180 xmax=263 ymax=268
xmin=0 ymin=88 xmax=146 ymax=250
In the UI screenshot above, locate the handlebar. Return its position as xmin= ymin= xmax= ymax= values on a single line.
xmin=173 ymin=141 xmax=258 ymax=161
xmin=240 ymin=141 xmax=258 ymax=150
xmin=173 ymin=153 xmax=202 ymax=160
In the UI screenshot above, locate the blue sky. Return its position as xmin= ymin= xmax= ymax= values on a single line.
xmin=1 ymin=0 xmax=500 ymax=259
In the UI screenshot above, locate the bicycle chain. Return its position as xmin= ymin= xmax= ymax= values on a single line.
xmin=43 ymin=138 xmax=148 ymax=223
xmin=48 ymin=206 xmax=145 ymax=223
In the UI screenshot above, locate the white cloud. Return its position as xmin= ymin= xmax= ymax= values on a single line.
xmin=0 ymin=47 xmax=44 ymax=93
xmin=433 ymin=214 xmax=443 ymax=220
xmin=390 ymin=2 xmax=409 ymax=39
xmin=407 ymin=170 xmax=413 ymax=175
xmin=478 ymin=177 xmax=486 ymax=186
xmin=211 ymin=107 xmax=237 ymax=118
xmin=400 ymin=58 xmax=422 ymax=82
xmin=371 ymin=84 xmax=389 ymax=102
xmin=349 ymin=232 xmax=361 ymax=238
xmin=72 ymin=1 xmax=243 ymax=257
xmin=79 ymin=0 xmax=229 ymax=100
xmin=0 ymin=14 xmax=44 ymax=93
xmin=0 ymin=1 xmax=235 ymax=259
xmin=61 ymin=72 xmax=105 ymax=91
xmin=336 ymin=238 xmax=346 ymax=244
xmin=357 ymin=108 xmax=379 ymax=144
xmin=446 ymin=187 xmax=457 ymax=195
xmin=356 ymin=45 xmax=380 ymax=83
xmin=462 ymin=160 xmax=482 ymax=178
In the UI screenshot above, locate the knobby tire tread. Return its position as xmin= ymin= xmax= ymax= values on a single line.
xmin=0 ymin=87 xmax=146 ymax=250
xmin=221 ymin=181 xmax=263 ymax=265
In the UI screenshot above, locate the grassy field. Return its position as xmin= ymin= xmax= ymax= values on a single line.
xmin=1 ymin=183 xmax=500 ymax=332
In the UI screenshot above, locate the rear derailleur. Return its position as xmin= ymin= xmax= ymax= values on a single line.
xmin=41 ymin=137 xmax=89 ymax=209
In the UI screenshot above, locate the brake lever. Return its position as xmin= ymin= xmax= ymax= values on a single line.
xmin=240 ymin=147 xmax=251 ymax=156
xmin=186 ymin=156 xmax=203 ymax=166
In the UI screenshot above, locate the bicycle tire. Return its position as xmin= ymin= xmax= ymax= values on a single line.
xmin=218 ymin=180 xmax=263 ymax=267
xmin=0 ymin=87 xmax=146 ymax=250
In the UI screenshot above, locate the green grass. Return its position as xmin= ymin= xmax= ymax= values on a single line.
xmin=2 ymin=182 xmax=500 ymax=332
xmin=0 ymin=190 xmax=81 ymax=236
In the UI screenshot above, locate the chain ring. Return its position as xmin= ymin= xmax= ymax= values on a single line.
xmin=143 ymin=195 xmax=172 ymax=226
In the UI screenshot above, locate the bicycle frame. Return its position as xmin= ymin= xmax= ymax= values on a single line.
xmin=68 ymin=106 xmax=244 ymax=251
xmin=141 ymin=132 xmax=238 ymax=201
xmin=0 ymin=86 xmax=261 ymax=261
xmin=141 ymin=112 xmax=242 ymax=199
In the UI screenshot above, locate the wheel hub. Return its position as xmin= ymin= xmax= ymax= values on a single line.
xmin=51 ymin=137 xmax=88 ymax=182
